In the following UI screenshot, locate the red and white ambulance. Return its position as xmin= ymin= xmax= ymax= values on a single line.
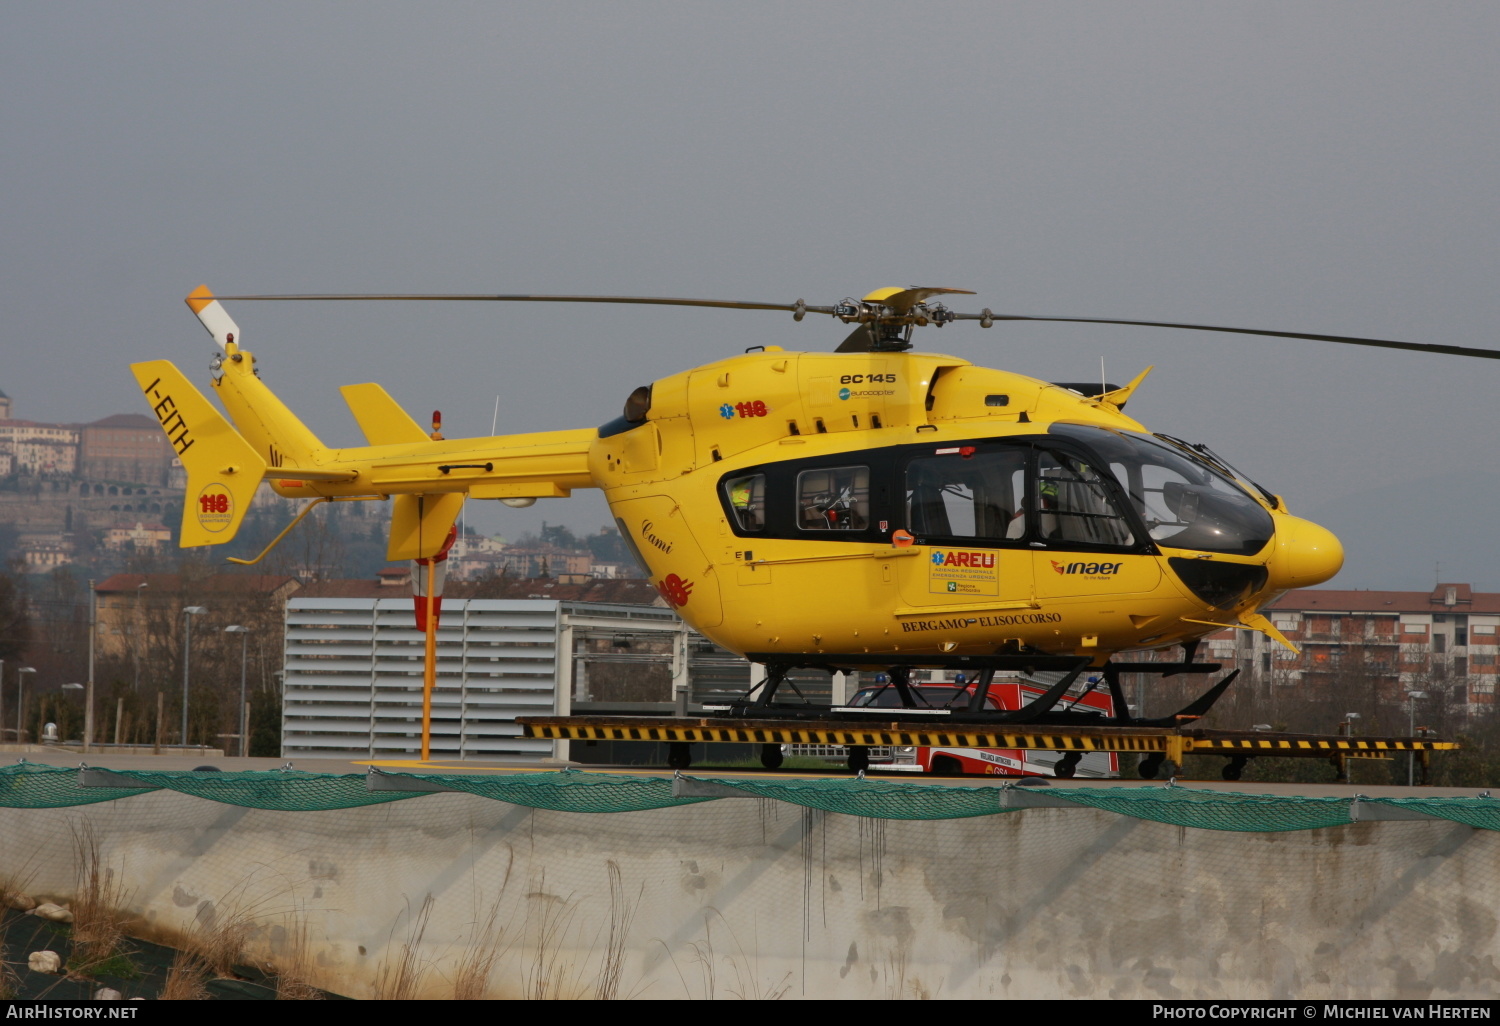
xmin=844 ymin=673 xmax=1120 ymax=778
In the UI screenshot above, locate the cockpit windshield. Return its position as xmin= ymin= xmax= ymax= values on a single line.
xmin=1050 ymin=424 xmax=1275 ymax=556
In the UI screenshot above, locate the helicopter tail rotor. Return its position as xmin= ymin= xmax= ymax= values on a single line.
xmin=186 ymin=285 xmax=242 ymax=352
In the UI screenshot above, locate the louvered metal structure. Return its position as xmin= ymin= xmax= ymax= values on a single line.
xmin=281 ymin=597 xmax=694 ymax=761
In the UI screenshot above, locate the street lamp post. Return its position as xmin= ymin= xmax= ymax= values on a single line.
xmin=85 ymin=578 xmax=96 ymax=755
xmin=1341 ymin=711 xmax=1360 ymax=782
xmin=16 ymin=667 xmax=35 ymax=742
xmin=224 ymin=626 xmax=251 ymax=757
xmin=181 ymin=607 xmax=207 ymax=747
xmin=1405 ymin=690 xmax=1429 ymax=786
xmin=63 ymin=683 xmax=85 ymax=743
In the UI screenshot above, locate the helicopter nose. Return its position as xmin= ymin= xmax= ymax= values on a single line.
xmin=1267 ymin=515 xmax=1344 ymax=591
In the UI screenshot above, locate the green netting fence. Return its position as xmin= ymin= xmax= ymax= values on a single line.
xmin=686 ymin=774 xmax=1010 ymax=820
xmin=104 ymin=769 xmax=416 ymax=811
xmin=1 ymin=763 xmax=1495 ymax=832
xmin=0 ymin=763 xmax=149 ymax=808
xmin=1360 ymin=795 xmax=1500 ymax=832
xmin=390 ymin=771 xmax=717 ymax=813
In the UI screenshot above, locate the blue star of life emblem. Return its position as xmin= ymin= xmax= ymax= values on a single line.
xmin=931 ymin=551 xmax=945 ymax=565
xmin=719 ymin=404 xmax=735 ymax=419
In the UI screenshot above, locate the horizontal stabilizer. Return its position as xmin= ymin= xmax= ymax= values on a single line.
xmin=339 ymin=383 xmax=429 ymax=445
xmin=1240 ymin=612 xmax=1299 ymax=654
xmin=1182 ymin=614 xmax=1300 ymax=655
xmin=131 ymin=360 xmax=265 ymax=546
xmin=265 ymin=467 xmax=359 ymax=482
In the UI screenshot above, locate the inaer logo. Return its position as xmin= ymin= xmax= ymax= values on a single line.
xmin=931 ymin=551 xmax=996 ymax=568
xmin=1051 ymin=560 xmax=1123 ymax=577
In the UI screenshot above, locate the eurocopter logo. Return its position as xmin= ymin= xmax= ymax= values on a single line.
xmin=931 ymin=550 xmax=996 ymax=569
xmin=1051 ymin=560 xmax=1124 ymax=577
xmin=838 ymin=387 xmax=895 ymax=401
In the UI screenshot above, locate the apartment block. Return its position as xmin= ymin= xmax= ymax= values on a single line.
xmin=1209 ymin=584 xmax=1499 ymax=707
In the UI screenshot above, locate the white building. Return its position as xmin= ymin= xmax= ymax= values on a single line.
xmin=0 ymin=420 xmax=79 ymax=475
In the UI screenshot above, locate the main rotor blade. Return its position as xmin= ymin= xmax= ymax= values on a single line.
xmin=207 ymin=292 xmax=1500 ymax=360
xmin=211 ymin=293 xmax=841 ymax=316
xmin=952 ymin=312 xmax=1500 ymax=361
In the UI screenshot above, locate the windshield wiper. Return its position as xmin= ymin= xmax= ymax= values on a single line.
xmin=1154 ymin=433 xmax=1279 ymax=509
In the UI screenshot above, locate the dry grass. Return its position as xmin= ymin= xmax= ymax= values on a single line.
xmin=684 ymin=910 xmax=791 ymax=1002
xmin=450 ymin=896 xmax=505 ymax=1000
xmin=686 ymin=920 xmax=717 ymax=1000
xmin=593 ymin=861 xmax=641 ymax=1000
xmin=270 ymin=916 xmax=323 ymax=1001
xmin=374 ymin=894 xmax=435 ymax=1000
xmin=69 ymin=827 xmax=132 ymax=966
xmin=150 ymin=897 xmax=262 ymax=997
xmin=522 ymin=876 xmax=579 ymax=1001
xmin=0 ymin=953 xmax=18 ymax=1000
xmin=182 ymin=910 xmax=253 ymax=979
xmin=0 ymin=854 xmax=41 ymax=912
xmin=160 ymin=951 xmax=210 ymax=1001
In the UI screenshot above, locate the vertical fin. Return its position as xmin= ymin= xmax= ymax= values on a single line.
xmin=388 ymin=493 xmax=465 ymax=561
xmin=131 ymin=360 xmax=265 ymax=547
xmin=1099 ymin=366 xmax=1153 ymax=410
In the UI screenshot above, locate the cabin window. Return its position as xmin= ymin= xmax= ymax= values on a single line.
xmin=1036 ymin=451 xmax=1136 ymax=547
xmin=723 ymin=474 xmax=767 ymax=531
xmin=906 ymin=449 xmax=1028 ymax=542
xmin=796 ymin=466 xmax=870 ymax=531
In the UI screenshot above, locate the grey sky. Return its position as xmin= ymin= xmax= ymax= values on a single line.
xmin=4 ymin=2 xmax=1498 ymax=588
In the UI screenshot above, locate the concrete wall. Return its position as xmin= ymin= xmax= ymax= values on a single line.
xmin=2 ymin=792 xmax=1497 ymax=999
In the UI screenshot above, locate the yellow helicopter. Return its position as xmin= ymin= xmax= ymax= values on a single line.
xmin=132 ymin=285 xmax=1496 ymax=728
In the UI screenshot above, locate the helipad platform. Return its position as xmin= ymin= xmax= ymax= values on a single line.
xmin=519 ymin=714 xmax=1458 ymax=780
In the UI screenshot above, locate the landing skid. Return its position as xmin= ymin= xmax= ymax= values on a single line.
xmin=724 ymin=653 xmax=1239 ymax=728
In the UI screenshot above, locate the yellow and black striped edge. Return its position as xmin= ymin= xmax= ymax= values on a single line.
xmin=1195 ymin=737 xmax=1455 ymax=754
xmin=518 ymin=718 xmax=1457 ymax=756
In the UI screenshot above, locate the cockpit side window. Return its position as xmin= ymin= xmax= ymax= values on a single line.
xmin=905 ymin=449 xmax=1028 ymax=543
xmin=1036 ymin=451 xmax=1136 ymax=547
xmin=796 ymin=466 xmax=870 ymax=531
xmin=723 ymin=473 xmax=766 ymax=531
